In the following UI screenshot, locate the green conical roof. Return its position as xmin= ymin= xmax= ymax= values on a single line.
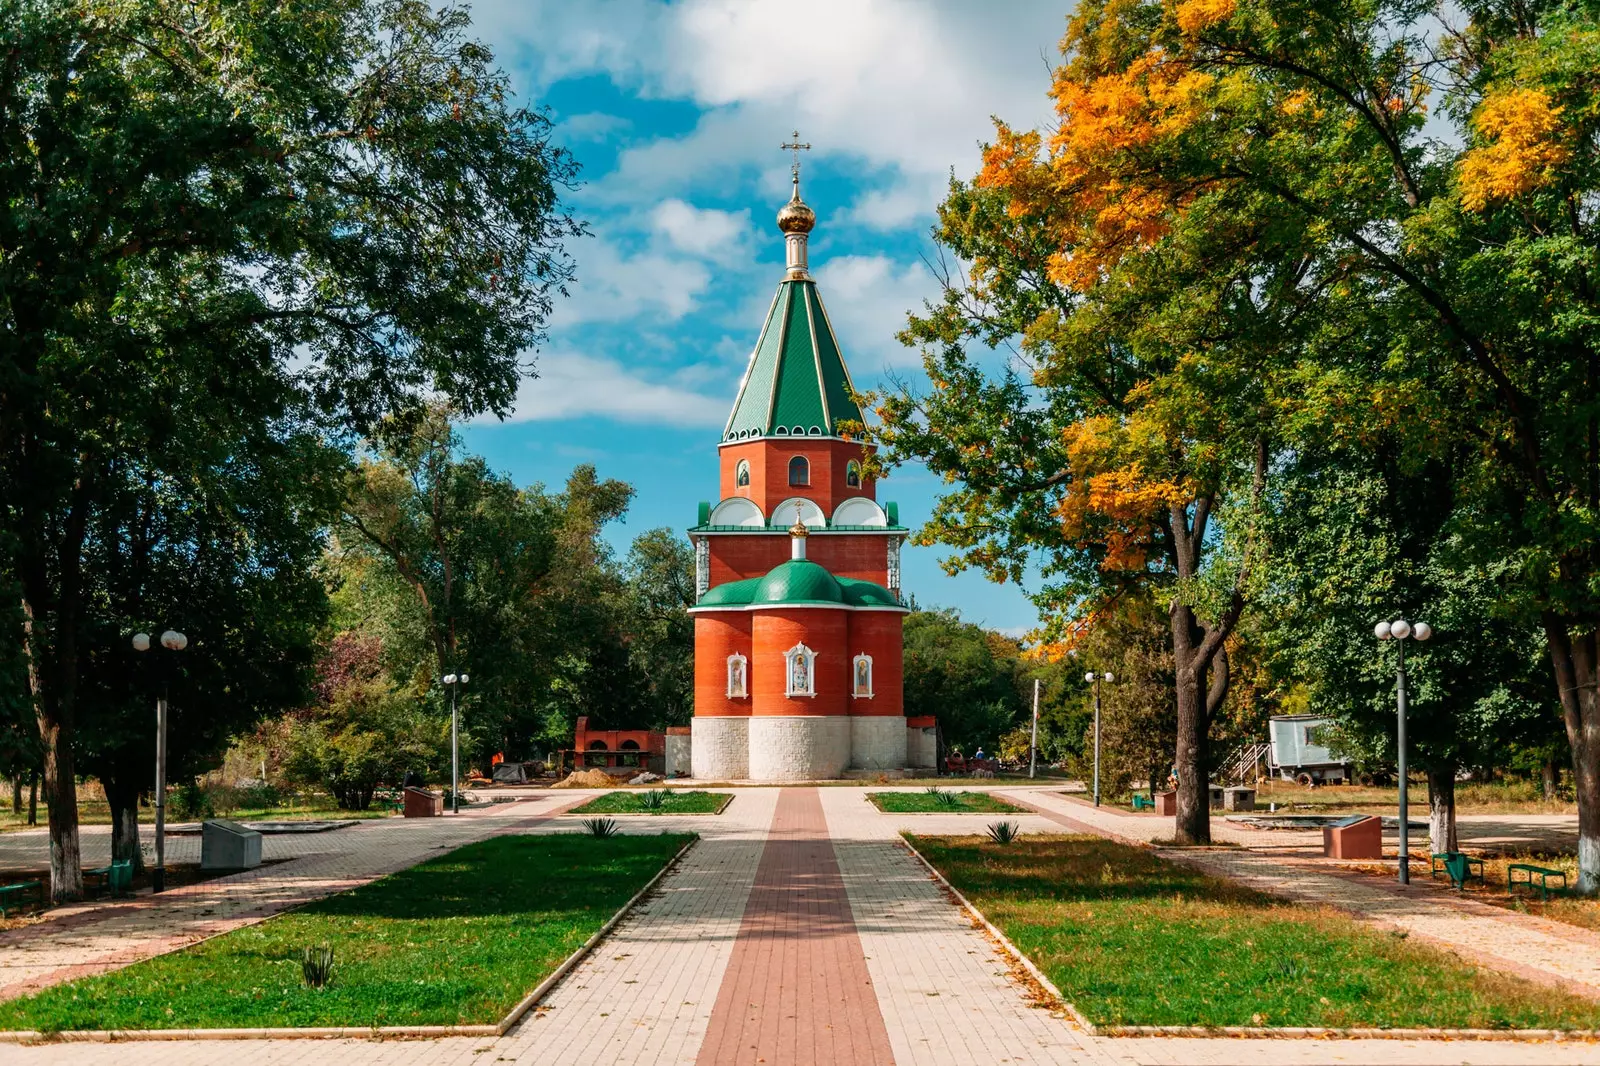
xmin=723 ymin=279 xmax=863 ymax=442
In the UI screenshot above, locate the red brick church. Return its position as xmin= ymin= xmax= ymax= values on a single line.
xmin=682 ymin=168 xmax=935 ymax=780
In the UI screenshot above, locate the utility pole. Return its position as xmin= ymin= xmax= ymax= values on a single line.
xmin=1028 ymin=678 xmax=1040 ymax=779
xmin=1084 ymin=671 xmax=1113 ymax=806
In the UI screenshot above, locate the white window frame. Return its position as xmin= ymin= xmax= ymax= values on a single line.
xmin=784 ymin=642 xmax=817 ymax=697
xmin=726 ymin=653 xmax=748 ymax=699
xmin=852 ymin=654 xmax=874 ymax=698
xmin=735 ymin=459 xmax=751 ymax=488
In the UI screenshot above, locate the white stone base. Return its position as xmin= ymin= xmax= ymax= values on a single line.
xmin=665 ymin=734 xmax=692 ymax=777
xmin=748 ymin=716 xmax=851 ymax=781
xmin=907 ymin=723 xmax=937 ymax=769
xmin=850 ymin=716 xmax=908 ymax=770
xmin=691 ymin=717 xmax=748 ymax=780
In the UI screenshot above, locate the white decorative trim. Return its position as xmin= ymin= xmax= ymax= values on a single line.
xmin=784 ymin=642 xmax=817 ymax=697
xmin=769 ymin=496 xmax=826 ymax=528
xmin=726 ymin=653 xmax=748 ymax=699
xmin=709 ymin=497 xmax=765 ymax=528
xmin=887 ymin=537 xmax=902 ymax=597
xmin=695 ymin=537 xmax=710 ymax=599
xmin=852 ymin=654 xmax=874 ymax=698
xmin=832 ymin=496 xmax=885 ymax=527
xmin=735 ymin=459 xmax=751 ymax=488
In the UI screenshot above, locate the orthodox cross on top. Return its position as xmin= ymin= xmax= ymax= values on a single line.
xmin=781 ymin=130 xmax=811 ymax=183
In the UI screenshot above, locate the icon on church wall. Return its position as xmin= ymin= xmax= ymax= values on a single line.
xmin=726 ymin=653 xmax=748 ymax=698
xmin=846 ymin=460 xmax=861 ymax=489
xmin=784 ymin=643 xmax=815 ymax=696
xmin=736 ymin=460 xmax=751 ymax=488
xmin=852 ymin=654 xmax=873 ymax=697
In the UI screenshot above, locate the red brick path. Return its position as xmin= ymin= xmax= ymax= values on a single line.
xmin=695 ymin=788 xmax=896 ymax=1066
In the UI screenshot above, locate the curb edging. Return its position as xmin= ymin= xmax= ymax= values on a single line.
xmin=1 ymin=833 xmax=700 ymax=1046
xmin=898 ymin=833 xmax=1600 ymax=1043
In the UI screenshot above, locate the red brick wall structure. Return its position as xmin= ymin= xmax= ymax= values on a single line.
xmin=718 ymin=438 xmax=875 ymax=517
xmin=751 ymin=609 xmax=849 ymax=717
xmin=693 ymin=613 xmax=754 ymax=718
xmin=705 ymin=531 xmax=894 ymax=587
xmin=847 ymin=612 xmax=904 ymax=718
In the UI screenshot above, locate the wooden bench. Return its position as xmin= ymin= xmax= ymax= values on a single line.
xmin=1430 ymin=851 xmax=1484 ymax=890
xmin=0 ymin=880 xmax=44 ymax=917
xmin=1508 ymin=863 xmax=1568 ymax=900
xmin=1130 ymin=793 xmax=1154 ymax=811
xmin=84 ymin=859 xmax=133 ymax=899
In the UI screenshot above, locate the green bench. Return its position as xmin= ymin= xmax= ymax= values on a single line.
xmin=84 ymin=859 xmax=133 ymax=899
xmin=0 ymin=880 xmax=44 ymax=917
xmin=1130 ymin=793 xmax=1154 ymax=811
xmin=1430 ymin=851 xmax=1484 ymax=890
xmin=1508 ymin=862 xmax=1568 ymax=900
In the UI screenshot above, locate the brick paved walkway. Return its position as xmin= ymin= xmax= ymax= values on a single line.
xmin=3 ymin=786 xmax=1600 ymax=1066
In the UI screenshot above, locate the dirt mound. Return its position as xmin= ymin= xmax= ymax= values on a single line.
xmin=551 ymin=768 xmax=618 ymax=789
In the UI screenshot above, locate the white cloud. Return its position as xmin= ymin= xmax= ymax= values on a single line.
xmin=501 ymin=351 xmax=728 ymax=426
xmin=559 ymin=111 xmax=632 ymax=141
xmin=651 ymin=199 xmax=752 ymax=260
xmin=563 ymin=232 xmax=713 ymax=325
xmin=812 ymin=254 xmax=939 ymax=370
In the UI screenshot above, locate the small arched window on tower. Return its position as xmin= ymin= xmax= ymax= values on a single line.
xmin=726 ymin=653 xmax=748 ymax=699
xmin=788 ymin=455 xmax=809 ymax=487
xmin=845 ymin=460 xmax=861 ymax=489
xmin=852 ymin=654 xmax=873 ymax=698
xmin=784 ymin=643 xmax=816 ymax=697
xmin=735 ymin=459 xmax=751 ymax=488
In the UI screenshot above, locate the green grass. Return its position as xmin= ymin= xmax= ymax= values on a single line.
xmin=571 ymin=790 xmax=731 ymax=815
xmin=909 ymin=833 xmax=1600 ymax=1031
xmin=0 ymin=833 xmax=692 ymax=1032
xmin=868 ymin=790 xmax=1023 ymax=814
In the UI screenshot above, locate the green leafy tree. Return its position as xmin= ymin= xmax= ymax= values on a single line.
xmin=902 ymin=609 xmax=1025 ymax=755
xmin=1 ymin=0 xmax=578 ymax=899
xmin=621 ymin=528 xmax=697 ymax=730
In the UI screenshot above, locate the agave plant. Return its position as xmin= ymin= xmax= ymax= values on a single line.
xmin=934 ymin=790 xmax=961 ymax=809
xmin=923 ymin=785 xmax=943 ymax=795
xmin=640 ymin=789 xmax=669 ymax=810
xmin=583 ymin=816 xmax=621 ymax=838
xmin=986 ymin=820 xmax=1021 ymax=845
xmin=301 ymin=943 xmax=335 ymax=988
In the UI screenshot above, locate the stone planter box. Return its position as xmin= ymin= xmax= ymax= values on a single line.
xmin=1323 ymin=814 xmax=1382 ymax=859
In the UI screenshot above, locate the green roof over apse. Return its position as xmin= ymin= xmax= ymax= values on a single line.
xmin=693 ymin=560 xmax=904 ymax=610
xmin=723 ymin=280 xmax=864 ymax=442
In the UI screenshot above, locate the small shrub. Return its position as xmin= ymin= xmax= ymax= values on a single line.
xmin=640 ymin=789 xmax=668 ymax=810
xmin=301 ymin=944 xmax=335 ymax=988
xmin=986 ymin=820 xmax=1021 ymax=845
xmin=583 ymin=817 xmax=621 ymax=838
xmin=924 ymin=786 xmax=942 ymax=795
xmin=169 ymin=782 xmax=215 ymax=821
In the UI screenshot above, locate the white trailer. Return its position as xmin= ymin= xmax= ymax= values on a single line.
xmin=1268 ymin=715 xmax=1352 ymax=785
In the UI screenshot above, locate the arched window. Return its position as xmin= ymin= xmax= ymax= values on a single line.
xmin=788 ymin=456 xmax=809 ymax=486
xmin=845 ymin=460 xmax=861 ymax=489
xmin=620 ymin=739 xmax=641 ymax=750
xmin=784 ymin=643 xmax=816 ymax=697
xmin=735 ymin=459 xmax=751 ymax=488
xmin=726 ymin=653 xmax=748 ymax=699
xmin=587 ymin=740 xmax=609 ymax=750
xmin=852 ymin=654 xmax=874 ymax=698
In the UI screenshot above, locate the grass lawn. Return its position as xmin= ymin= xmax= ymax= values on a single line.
xmin=0 ymin=832 xmax=692 ymax=1032
xmin=869 ymin=790 xmax=1023 ymax=814
xmin=909 ymin=833 xmax=1600 ymax=1030
xmin=571 ymin=790 xmax=731 ymax=815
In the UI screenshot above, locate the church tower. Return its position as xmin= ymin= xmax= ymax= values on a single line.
xmin=686 ymin=158 xmax=923 ymax=780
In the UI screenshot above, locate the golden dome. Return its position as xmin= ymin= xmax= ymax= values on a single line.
xmin=776 ymin=181 xmax=816 ymax=234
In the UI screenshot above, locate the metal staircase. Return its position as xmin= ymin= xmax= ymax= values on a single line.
xmin=1222 ymin=741 xmax=1271 ymax=784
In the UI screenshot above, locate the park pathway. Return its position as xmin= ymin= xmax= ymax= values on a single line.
xmin=3 ymin=786 xmax=1599 ymax=1066
xmin=1001 ymin=787 xmax=1600 ymax=999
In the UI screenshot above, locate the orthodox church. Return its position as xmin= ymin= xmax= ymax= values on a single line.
xmin=683 ymin=161 xmax=935 ymax=781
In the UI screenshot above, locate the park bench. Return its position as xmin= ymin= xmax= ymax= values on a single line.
xmin=0 ymin=879 xmax=44 ymax=917
xmin=84 ymin=859 xmax=133 ymax=899
xmin=1130 ymin=793 xmax=1154 ymax=811
xmin=1430 ymin=851 xmax=1483 ymax=891
xmin=1508 ymin=862 xmax=1568 ymax=901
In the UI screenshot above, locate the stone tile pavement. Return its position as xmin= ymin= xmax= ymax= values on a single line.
xmin=3 ymin=786 xmax=1600 ymax=1066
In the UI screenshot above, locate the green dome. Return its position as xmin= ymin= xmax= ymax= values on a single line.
xmin=694 ymin=560 xmax=902 ymax=611
xmin=752 ymin=559 xmax=843 ymax=605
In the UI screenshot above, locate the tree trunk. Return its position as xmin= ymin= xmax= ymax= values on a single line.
xmin=27 ymin=772 xmax=38 ymax=825
xmin=1546 ymin=617 xmax=1599 ymax=894
xmin=1543 ymin=757 xmax=1559 ymax=802
xmin=1426 ymin=767 xmax=1457 ymax=855
xmin=102 ymin=774 xmax=145 ymax=876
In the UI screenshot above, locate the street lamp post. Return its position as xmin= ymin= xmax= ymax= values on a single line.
xmin=1084 ymin=671 xmax=1114 ymax=806
xmin=1375 ymin=618 xmax=1432 ymax=885
xmin=1028 ymin=678 xmax=1041 ymax=779
xmin=132 ymin=629 xmax=187 ymax=893
xmin=443 ymin=672 xmax=469 ymax=813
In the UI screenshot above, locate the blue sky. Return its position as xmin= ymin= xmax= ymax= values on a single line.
xmin=456 ymin=0 xmax=1072 ymax=636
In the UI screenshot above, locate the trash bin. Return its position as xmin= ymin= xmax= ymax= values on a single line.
xmin=1323 ymin=814 xmax=1382 ymax=859
xmin=201 ymin=819 xmax=263 ymax=870
xmin=403 ymin=786 xmax=442 ymax=817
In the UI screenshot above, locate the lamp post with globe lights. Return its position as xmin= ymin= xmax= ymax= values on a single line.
xmin=132 ymin=629 xmax=187 ymax=892
xmin=1375 ymin=618 xmax=1432 ymax=885
xmin=443 ymin=672 xmax=468 ymax=813
xmin=1085 ymin=671 xmax=1114 ymax=806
